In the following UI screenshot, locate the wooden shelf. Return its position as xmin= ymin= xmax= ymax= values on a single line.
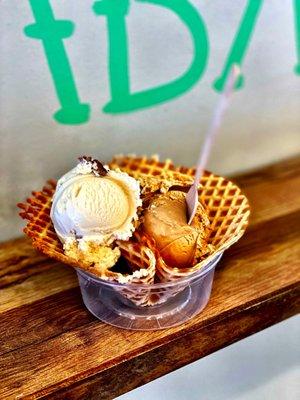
xmin=0 ymin=156 xmax=299 ymax=399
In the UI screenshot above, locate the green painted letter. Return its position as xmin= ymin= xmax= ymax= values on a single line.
xmin=213 ymin=0 xmax=264 ymax=92
xmin=24 ymin=0 xmax=90 ymax=124
xmin=93 ymin=0 xmax=209 ymax=113
xmin=294 ymin=0 xmax=300 ymax=74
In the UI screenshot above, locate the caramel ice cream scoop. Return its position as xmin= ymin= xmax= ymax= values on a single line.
xmin=142 ymin=191 xmax=210 ymax=269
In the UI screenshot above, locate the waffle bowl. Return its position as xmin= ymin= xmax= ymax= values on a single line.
xmin=110 ymin=154 xmax=195 ymax=197
xmin=18 ymin=155 xmax=250 ymax=330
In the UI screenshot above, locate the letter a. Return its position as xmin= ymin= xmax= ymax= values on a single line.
xmin=213 ymin=0 xmax=264 ymax=92
xmin=24 ymin=0 xmax=90 ymax=124
xmin=93 ymin=0 xmax=209 ymax=113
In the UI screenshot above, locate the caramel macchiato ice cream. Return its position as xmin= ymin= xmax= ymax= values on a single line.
xmin=142 ymin=190 xmax=210 ymax=269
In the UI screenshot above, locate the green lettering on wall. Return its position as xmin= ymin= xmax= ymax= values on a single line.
xmin=213 ymin=0 xmax=264 ymax=92
xmin=93 ymin=0 xmax=209 ymax=113
xmin=24 ymin=0 xmax=90 ymax=124
xmin=294 ymin=0 xmax=300 ymax=74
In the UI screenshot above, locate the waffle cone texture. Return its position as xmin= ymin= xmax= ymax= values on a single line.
xmin=18 ymin=155 xmax=250 ymax=306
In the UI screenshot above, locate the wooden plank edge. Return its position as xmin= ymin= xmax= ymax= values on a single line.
xmin=0 ymin=287 xmax=95 ymax=357
xmin=33 ymin=283 xmax=300 ymax=400
xmin=231 ymin=154 xmax=300 ymax=187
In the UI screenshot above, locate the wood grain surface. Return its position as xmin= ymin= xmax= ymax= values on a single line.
xmin=0 ymin=156 xmax=299 ymax=400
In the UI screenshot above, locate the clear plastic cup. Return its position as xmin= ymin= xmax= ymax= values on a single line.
xmin=77 ymin=252 xmax=223 ymax=330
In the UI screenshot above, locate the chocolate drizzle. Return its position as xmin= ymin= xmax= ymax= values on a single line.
xmin=78 ymin=156 xmax=108 ymax=177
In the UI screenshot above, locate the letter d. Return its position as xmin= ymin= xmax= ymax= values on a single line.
xmin=93 ymin=0 xmax=209 ymax=113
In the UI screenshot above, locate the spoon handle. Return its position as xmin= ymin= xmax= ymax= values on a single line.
xmin=187 ymin=64 xmax=241 ymax=225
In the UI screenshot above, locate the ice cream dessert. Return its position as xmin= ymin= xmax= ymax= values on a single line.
xmin=50 ymin=156 xmax=142 ymax=274
xmin=142 ymin=190 xmax=210 ymax=269
xmin=19 ymin=154 xmax=250 ymax=307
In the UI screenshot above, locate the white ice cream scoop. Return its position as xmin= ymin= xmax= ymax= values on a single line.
xmin=50 ymin=158 xmax=142 ymax=245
